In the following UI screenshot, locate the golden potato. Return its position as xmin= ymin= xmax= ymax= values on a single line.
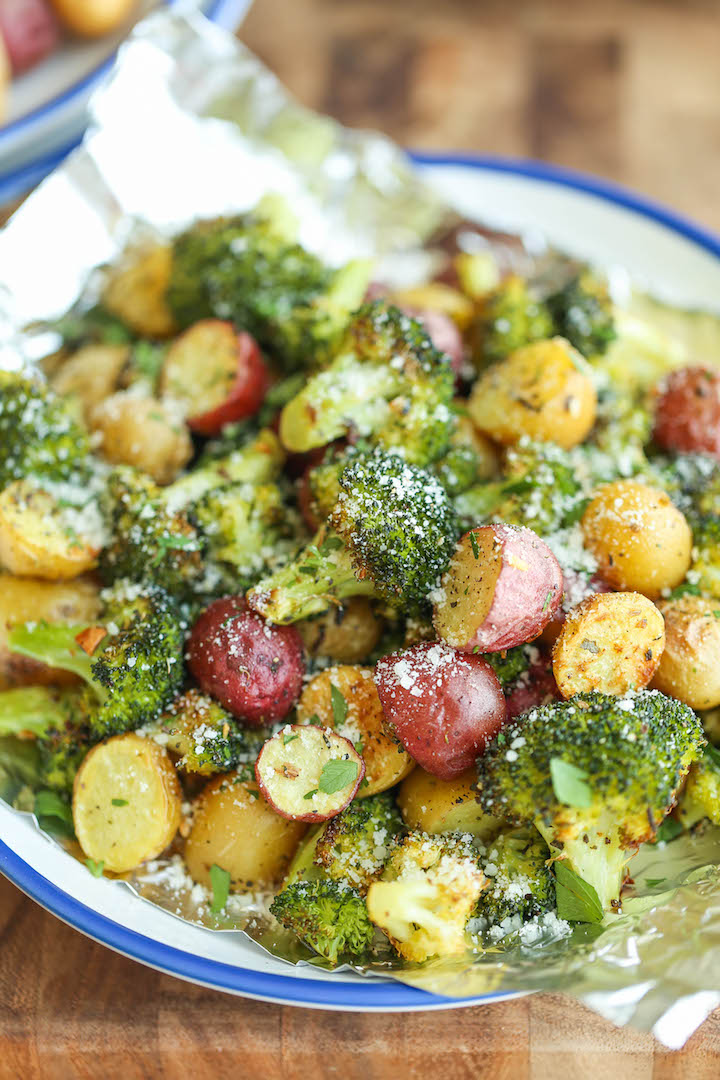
xmin=652 ymin=596 xmax=720 ymax=709
xmin=102 ymin=243 xmax=176 ymax=337
xmin=91 ymin=391 xmax=192 ymax=484
xmin=0 ymin=574 xmax=100 ymax=690
xmin=468 ymin=337 xmax=597 ymax=448
xmin=184 ymin=773 xmax=306 ymax=892
xmin=389 ymin=283 xmax=475 ymax=329
xmin=73 ymin=734 xmax=182 ymax=873
xmin=295 ymin=598 xmax=383 ymax=663
xmin=397 ymin=767 xmax=502 ymax=840
xmin=581 ymin=480 xmax=692 ymax=598
xmin=552 ymin=592 xmax=665 ymax=698
xmin=49 ymin=0 xmax=137 ymax=36
xmin=51 ymin=344 xmax=129 ymax=424
xmin=296 ymin=665 xmax=414 ymax=797
xmin=0 ymin=481 xmax=101 ymax=580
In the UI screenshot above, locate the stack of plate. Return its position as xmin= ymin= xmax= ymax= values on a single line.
xmin=0 ymin=0 xmax=253 ymax=203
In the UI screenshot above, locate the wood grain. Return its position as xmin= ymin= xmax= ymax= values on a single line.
xmin=4 ymin=0 xmax=720 ymax=1073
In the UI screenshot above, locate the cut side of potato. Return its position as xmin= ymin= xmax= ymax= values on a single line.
xmin=90 ymin=391 xmax=193 ymax=485
xmin=433 ymin=528 xmax=502 ymax=649
xmin=73 ymin=734 xmax=182 ymax=873
xmin=0 ymin=481 xmax=102 ymax=580
xmin=255 ymin=725 xmax=364 ymax=822
xmin=184 ymin=772 xmax=306 ymax=892
xmin=295 ymin=599 xmax=384 ymax=665
xmin=652 ymin=596 xmax=720 ymax=710
xmin=51 ymin=344 xmax=130 ymax=424
xmin=552 ymin=592 xmax=665 ymax=698
xmin=296 ymin=665 xmax=414 ymax=797
xmin=102 ymin=242 xmax=176 ymax=337
xmin=397 ymin=767 xmax=502 ymax=840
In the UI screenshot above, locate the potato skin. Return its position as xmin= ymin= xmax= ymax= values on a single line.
xmin=90 ymin=391 xmax=192 ymax=484
xmin=101 ymin=243 xmax=176 ymax=336
xmin=652 ymin=596 xmax=720 ymax=709
xmin=73 ymin=734 xmax=182 ymax=874
xmin=552 ymin=592 xmax=665 ymax=698
xmin=581 ymin=480 xmax=692 ymax=598
xmin=50 ymin=0 xmax=137 ymax=37
xmin=397 ymin=767 xmax=501 ymax=840
xmin=295 ymin=598 xmax=383 ymax=664
xmin=0 ymin=574 xmax=100 ymax=690
xmin=51 ymin=344 xmax=129 ymax=424
xmin=296 ymin=665 xmax=414 ymax=796
xmin=653 ymin=366 xmax=720 ymax=459
xmin=468 ymin=337 xmax=597 ymax=448
xmin=184 ymin=772 xmax=307 ymax=891
xmin=0 ymin=481 xmax=100 ymax=580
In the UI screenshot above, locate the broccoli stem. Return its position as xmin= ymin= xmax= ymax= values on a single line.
xmin=536 ymin=819 xmax=631 ymax=913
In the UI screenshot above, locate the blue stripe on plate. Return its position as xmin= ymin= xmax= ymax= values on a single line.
xmin=2 ymin=154 xmax=720 ymax=1007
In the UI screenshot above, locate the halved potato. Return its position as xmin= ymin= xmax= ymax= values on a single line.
xmin=51 ymin=344 xmax=130 ymax=423
xmin=295 ymin=603 xmax=383 ymax=665
xmin=49 ymin=0 xmax=137 ymax=37
xmin=397 ymin=767 xmax=502 ymax=840
xmin=184 ymin=772 xmax=307 ymax=892
xmin=652 ymin=595 xmax=720 ymax=710
xmin=255 ymin=725 xmax=364 ymax=822
xmin=296 ymin=665 xmax=414 ymax=796
xmin=73 ymin=734 xmax=182 ymax=873
xmin=90 ymin=391 xmax=192 ymax=484
xmin=552 ymin=592 xmax=665 ymax=698
xmin=102 ymin=242 xmax=176 ymax=337
xmin=0 ymin=574 xmax=100 ymax=689
xmin=0 ymin=481 xmax=102 ymax=580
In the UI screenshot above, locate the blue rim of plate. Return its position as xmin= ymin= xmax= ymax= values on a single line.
xmin=2 ymin=153 xmax=720 ymax=1008
xmin=0 ymin=0 xmax=229 ymax=150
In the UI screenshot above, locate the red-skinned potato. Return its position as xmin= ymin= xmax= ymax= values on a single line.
xmin=186 ymin=596 xmax=304 ymax=726
xmin=653 ymin=366 xmax=720 ymax=459
xmin=433 ymin=524 xmax=563 ymax=653
xmin=0 ymin=0 xmax=58 ymax=75
xmin=504 ymin=656 xmax=559 ymax=720
xmin=160 ymin=321 xmax=269 ymax=436
xmin=374 ymin=641 xmax=507 ymax=780
xmin=255 ymin=724 xmax=365 ymax=822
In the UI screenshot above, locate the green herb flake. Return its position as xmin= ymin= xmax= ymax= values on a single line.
xmin=330 ymin=684 xmax=348 ymax=727
xmin=554 ymin=861 xmax=603 ymax=923
xmin=283 ymin=733 xmax=299 ymax=746
xmin=111 ymin=798 xmax=129 ymax=807
xmin=86 ymin=858 xmax=105 ymax=878
xmin=469 ymin=531 xmax=480 ymax=560
xmin=209 ymin=864 xmax=231 ymax=913
xmin=655 ymin=816 xmax=684 ymax=843
xmin=550 ymin=757 xmax=592 ymax=809
xmin=304 ymin=788 xmax=319 ymax=800
xmin=34 ymin=790 xmax=72 ymax=826
xmin=318 ymin=758 xmax=359 ymax=795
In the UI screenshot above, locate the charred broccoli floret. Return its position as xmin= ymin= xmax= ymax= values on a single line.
xmin=546 ymin=270 xmax=616 ymax=358
xmin=476 ymin=827 xmax=555 ymax=925
xmin=279 ymin=302 xmax=455 ymax=466
xmin=164 ymin=427 xmax=285 ymax=513
xmin=159 ymin=690 xmax=267 ymax=775
xmin=269 ymin=879 xmax=374 ymax=963
xmin=313 ymin=793 xmax=404 ymax=894
xmin=365 ymin=831 xmax=485 ymax=962
xmin=166 ymin=214 xmax=370 ymax=370
xmin=0 ymin=371 xmax=90 ymax=489
xmin=478 ymin=690 xmax=704 ymax=913
xmin=248 ymin=451 xmax=459 ymax=623
xmin=676 ymin=747 xmax=720 ymax=830
xmin=689 ymin=515 xmax=720 ymax=599
xmin=468 ymin=275 xmax=553 ymax=370
xmin=482 ymin=645 xmax=537 ymax=689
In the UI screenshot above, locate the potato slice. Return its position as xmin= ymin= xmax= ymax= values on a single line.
xmin=552 ymin=592 xmax=665 ymax=698
xmin=51 ymin=344 xmax=130 ymax=424
xmin=73 ymin=734 xmax=182 ymax=873
xmin=184 ymin=772 xmax=306 ymax=892
xmin=0 ymin=574 xmax=100 ymax=690
xmin=295 ymin=599 xmax=383 ymax=665
xmin=296 ymin=665 xmax=414 ymax=796
xmin=0 ymin=481 xmax=102 ymax=580
xmin=90 ymin=391 xmax=192 ymax=485
xmin=102 ymin=243 xmax=176 ymax=337
xmin=652 ymin=596 xmax=720 ymax=710
xmin=397 ymin=767 xmax=502 ymax=840
xmin=255 ymin=725 xmax=364 ymax=822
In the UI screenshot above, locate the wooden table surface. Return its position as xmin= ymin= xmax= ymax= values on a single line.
xmin=4 ymin=0 xmax=720 ymax=1075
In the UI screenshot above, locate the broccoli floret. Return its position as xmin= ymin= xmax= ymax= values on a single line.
xmin=478 ymin=690 xmax=704 ymax=913
xmin=482 ymin=645 xmax=537 ymax=689
xmin=0 ymin=371 xmax=90 ymax=489
xmin=164 ymin=427 xmax=286 ymax=513
xmin=159 ymin=690 xmax=267 ymax=775
xmin=0 ymin=685 xmax=90 ymax=796
xmin=676 ymin=748 xmax=720 ymax=829
xmin=48 ymin=303 xmax=136 ymax=348
xmin=434 ymin=444 xmax=486 ymax=497
xmin=653 ymin=453 xmax=720 ymax=525
xmin=476 ymin=827 xmax=555 ymax=925
xmin=248 ymin=450 xmax=459 ymax=623
xmin=313 ymin=793 xmax=404 ymax=894
xmin=455 ymin=440 xmax=585 ymax=534
xmin=270 ymin=879 xmax=374 ymax=963
xmin=279 ymin=302 xmax=455 ymax=467
xmin=546 ymin=270 xmax=616 ymax=358
xmin=689 ymin=515 xmax=720 ymax=599
xmin=468 ymin=275 xmax=553 ymax=370
xmin=365 ymin=830 xmax=485 ymax=962
xmin=167 ymin=215 xmax=370 ymax=370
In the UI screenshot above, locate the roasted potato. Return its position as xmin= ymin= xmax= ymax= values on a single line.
xmin=295 ymin=598 xmax=383 ymax=664
xmin=0 ymin=480 xmax=101 ymax=580
xmin=389 ymin=283 xmax=475 ymax=329
xmin=73 ymin=734 xmax=182 ymax=873
xmin=397 ymin=767 xmax=502 ymax=840
xmin=468 ymin=337 xmax=597 ymax=448
xmin=0 ymin=574 xmax=100 ymax=690
xmin=51 ymin=344 xmax=129 ymax=424
xmin=184 ymin=772 xmax=307 ymax=891
xmin=101 ymin=242 xmax=176 ymax=337
xmin=581 ymin=480 xmax=692 ymax=598
xmin=652 ymin=595 xmax=720 ymax=709
xmin=255 ymin=725 xmax=365 ymax=821
xmin=552 ymin=592 xmax=665 ymax=698
xmin=296 ymin=665 xmax=414 ymax=796
xmin=90 ymin=391 xmax=192 ymax=484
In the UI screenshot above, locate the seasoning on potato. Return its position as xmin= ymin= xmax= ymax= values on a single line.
xmin=0 ymin=479 xmax=103 ymax=580
xmin=397 ymin=766 xmax=502 ymax=840
xmin=255 ymin=725 xmax=365 ymax=822
xmin=90 ymin=391 xmax=193 ymax=485
xmin=652 ymin=595 xmax=720 ymax=709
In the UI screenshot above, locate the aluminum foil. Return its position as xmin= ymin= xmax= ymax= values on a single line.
xmin=2 ymin=5 xmax=720 ymax=1047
